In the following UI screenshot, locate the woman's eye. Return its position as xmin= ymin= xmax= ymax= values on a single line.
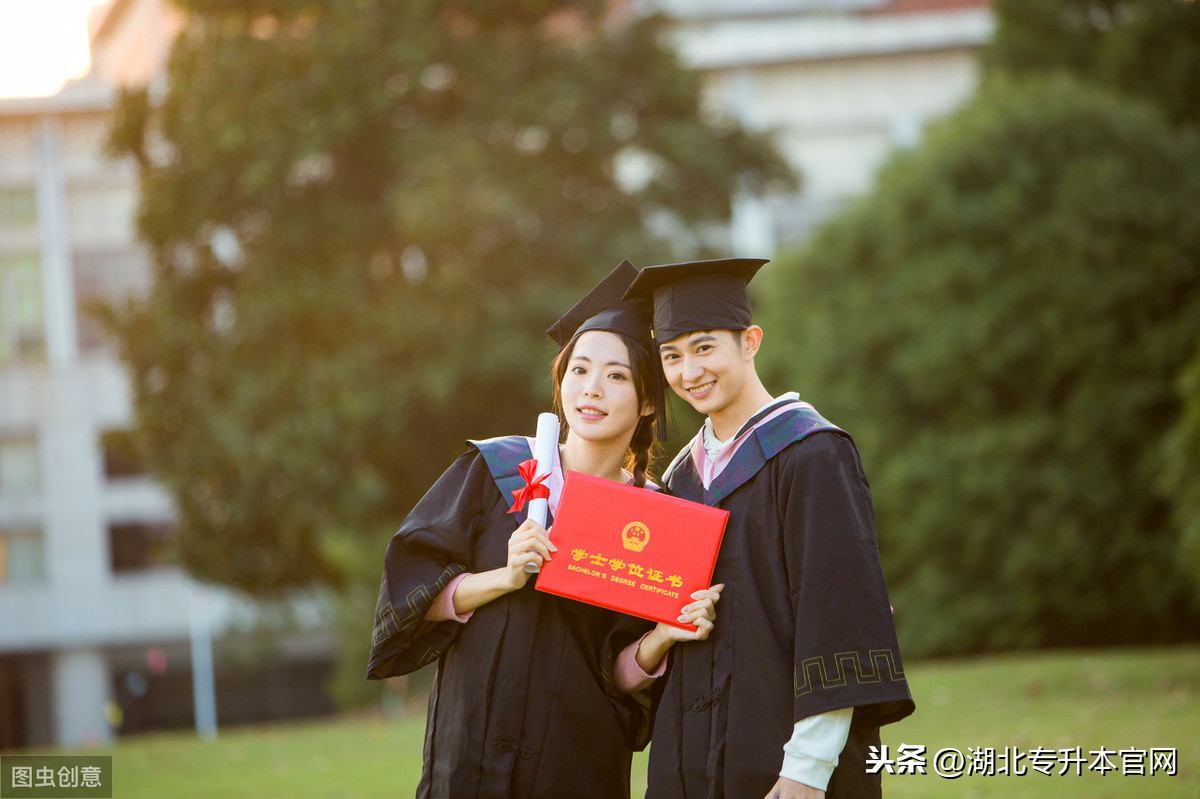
xmin=571 ymin=365 xmax=587 ymax=375
xmin=608 ymin=372 xmax=627 ymax=381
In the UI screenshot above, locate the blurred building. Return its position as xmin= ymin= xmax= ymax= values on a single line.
xmin=87 ymin=0 xmax=182 ymax=90
xmin=0 ymin=0 xmax=991 ymax=750
xmin=0 ymin=0 xmax=333 ymax=751
xmin=646 ymin=0 xmax=993 ymax=253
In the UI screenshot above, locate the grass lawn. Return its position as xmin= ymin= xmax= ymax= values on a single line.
xmin=35 ymin=645 xmax=1199 ymax=798
xmin=877 ymin=646 xmax=1197 ymax=798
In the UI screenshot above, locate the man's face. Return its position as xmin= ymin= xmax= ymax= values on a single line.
xmin=658 ymin=330 xmax=748 ymax=417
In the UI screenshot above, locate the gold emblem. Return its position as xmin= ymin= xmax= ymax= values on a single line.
xmin=621 ymin=521 xmax=650 ymax=552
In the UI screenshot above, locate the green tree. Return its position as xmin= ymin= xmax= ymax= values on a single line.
xmin=101 ymin=0 xmax=792 ymax=599
xmin=987 ymin=0 xmax=1200 ymax=128
xmin=758 ymin=75 xmax=1200 ymax=656
xmin=989 ymin=0 xmax=1200 ymax=603
xmin=1162 ymin=355 xmax=1200 ymax=582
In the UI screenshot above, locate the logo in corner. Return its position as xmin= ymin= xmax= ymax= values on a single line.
xmin=621 ymin=521 xmax=650 ymax=552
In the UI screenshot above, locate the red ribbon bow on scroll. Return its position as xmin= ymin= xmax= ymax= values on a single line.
xmin=508 ymin=458 xmax=550 ymax=515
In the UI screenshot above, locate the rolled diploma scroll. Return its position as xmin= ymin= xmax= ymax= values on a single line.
xmin=524 ymin=412 xmax=560 ymax=573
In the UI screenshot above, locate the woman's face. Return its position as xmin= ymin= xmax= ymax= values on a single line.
xmin=559 ymin=330 xmax=649 ymax=446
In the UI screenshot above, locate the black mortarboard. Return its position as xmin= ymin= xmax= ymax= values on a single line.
xmin=623 ymin=258 xmax=768 ymax=343
xmin=547 ymin=259 xmax=652 ymax=348
xmin=547 ymin=259 xmax=666 ymax=439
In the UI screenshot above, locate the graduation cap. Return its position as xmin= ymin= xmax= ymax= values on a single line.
xmin=546 ymin=259 xmax=651 ymax=348
xmin=623 ymin=257 xmax=768 ymax=343
xmin=547 ymin=259 xmax=666 ymax=438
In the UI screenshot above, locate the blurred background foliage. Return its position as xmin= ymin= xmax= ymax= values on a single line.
xmin=986 ymin=0 xmax=1200 ymax=128
xmin=759 ymin=0 xmax=1200 ymax=656
xmin=98 ymin=0 xmax=792 ymax=702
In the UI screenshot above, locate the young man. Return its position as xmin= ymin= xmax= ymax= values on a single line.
xmin=624 ymin=258 xmax=914 ymax=799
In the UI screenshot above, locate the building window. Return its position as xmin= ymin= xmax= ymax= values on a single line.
xmin=0 ymin=255 xmax=45 ymax=363
xmin=109 ymin=522 xmax=175 ymax=573
xmin=101 ymin=429 xmax=146 ymax=480
xmin=0 ymin=527 xmax=45 ymax=585
xmin=0 ymin=187 xmax=37 ymax=229
xmin=0 ymin=435 xmax=39 ymax=496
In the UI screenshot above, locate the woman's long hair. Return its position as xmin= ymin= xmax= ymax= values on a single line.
xmin=551 ymin=329 xmax=665 ymax=488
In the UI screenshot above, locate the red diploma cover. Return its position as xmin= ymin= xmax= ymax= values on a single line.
xmin=535 ymin=470 xmax=729 ymax=629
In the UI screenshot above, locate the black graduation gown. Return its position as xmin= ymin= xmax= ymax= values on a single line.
xmin=367 ymin=436 xmax=653 ymax=799
xmin=647 ymin=402 xmax=915 ymax=799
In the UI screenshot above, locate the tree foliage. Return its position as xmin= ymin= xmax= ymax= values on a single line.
xmin=1162 ymin=352 xmax=1200 ymax=582
xmin=989 ymin=0 xmax=1200 ymax=597
xmin=102 ymin=0 xmax=792 ymax=596
xmin=758 ymin=75 xmax=1200 ymax=656
xmin=987 ymin=0 xmax=1200 ymax=128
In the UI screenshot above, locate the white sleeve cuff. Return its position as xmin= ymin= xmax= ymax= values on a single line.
xmin=779 ymin=706 xmax=854 ymax=791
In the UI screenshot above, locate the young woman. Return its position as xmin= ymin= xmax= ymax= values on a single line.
xmin=367 ymin=261 xmax=720 ymax=799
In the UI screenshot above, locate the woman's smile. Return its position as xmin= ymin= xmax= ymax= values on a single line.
xmin=576 ymin=404 xmax=608 ymax=420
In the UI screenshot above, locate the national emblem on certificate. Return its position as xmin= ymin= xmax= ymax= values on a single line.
xmin=535 ymin=470 xmax=728 ymax=628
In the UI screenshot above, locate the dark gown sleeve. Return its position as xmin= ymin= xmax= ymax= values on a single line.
xmin=600 ymin=612 xmax=656 ymax=750
xmin=366 ymin=450 xmax=492 ymax=680
xmin=780 ymin=431 xmax=915 ymax=726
